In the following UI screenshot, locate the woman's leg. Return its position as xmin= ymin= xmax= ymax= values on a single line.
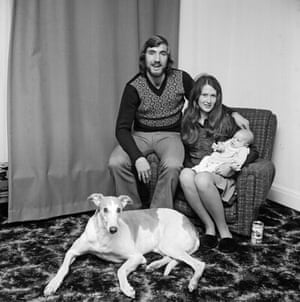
xmin=179 ymin=168 xmax=216 ymax=236
xmin=194 ymin=172 xmax=232 ymax=239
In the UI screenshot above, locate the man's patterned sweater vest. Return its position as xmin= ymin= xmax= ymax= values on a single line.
xmin=130 ymin=70 xmax=185 ymax=129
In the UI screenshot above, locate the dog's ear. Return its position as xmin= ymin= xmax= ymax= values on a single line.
xmin=87 ymin=193 xmax=104 ymax=207
xmin=118 ymin=195 xmax=133 ymax=209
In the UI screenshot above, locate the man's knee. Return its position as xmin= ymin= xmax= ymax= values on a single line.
xmin=108 ymin=151 xmax=129 ymax=171
xmin=162 ymin=163 xmax=182 ymax=177
xmin=160 ymin=157 xmax=183 ymax=171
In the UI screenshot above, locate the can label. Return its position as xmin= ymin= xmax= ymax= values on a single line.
xmin=251 ymin=220 xmax=264 ymax=244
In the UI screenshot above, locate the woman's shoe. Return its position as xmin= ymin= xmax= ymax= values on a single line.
xmin=201 ymin=234 xmax=218 ymax=249
xmin=218 ymin=237 xmax=238 ymax=253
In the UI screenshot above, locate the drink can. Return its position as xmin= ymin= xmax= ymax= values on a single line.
xmin=251 ymin=220 xmax=264 ymax=244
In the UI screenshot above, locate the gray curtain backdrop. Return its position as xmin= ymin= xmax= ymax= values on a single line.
xmin=8 ymin=0 xmax=180 ymax=222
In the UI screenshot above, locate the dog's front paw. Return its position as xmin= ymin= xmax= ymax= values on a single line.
xmin=44 ymin=278 xmax=60 ymax=296
xmin=121 ymin=284 xmax=136 ymax=299
xmin=44 ymin=285 xmax=55 ymax=296
xmin=188 ymin=279 xmax=198 ymax=292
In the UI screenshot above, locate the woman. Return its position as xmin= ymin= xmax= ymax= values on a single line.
xmin=179 ymin=74 xmax=258 ymax=253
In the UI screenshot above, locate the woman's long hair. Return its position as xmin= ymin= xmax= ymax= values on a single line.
xmin=139 ymin=35 xmax=174 ymax=75
xmin=181 ymin=74 xmax=224 ymax=145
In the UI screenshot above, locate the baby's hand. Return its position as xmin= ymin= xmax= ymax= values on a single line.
xmin=212 ymin=142 xmax=224 ymax=152
xmin=212 ymin=142 xmax=219 ymax=151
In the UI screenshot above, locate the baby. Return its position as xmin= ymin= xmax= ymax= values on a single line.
xmin=192 ymin=129 xmax=254 ymax=174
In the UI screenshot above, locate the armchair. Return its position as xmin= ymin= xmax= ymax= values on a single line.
xmin=146 ymin=107 xmax=277 ymax=236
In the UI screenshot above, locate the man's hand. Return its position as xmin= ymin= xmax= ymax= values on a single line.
xmin=135 ymin=157 xmax=151 ymax=184
xmin=232 ymin=112 xmax=250 ymax=130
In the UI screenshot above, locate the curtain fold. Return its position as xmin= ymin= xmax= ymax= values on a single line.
xmin=8 ymin=0 xmax=179 ymax=222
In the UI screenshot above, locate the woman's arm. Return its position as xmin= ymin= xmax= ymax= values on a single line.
xmin=231 ymin=112 xmax=250 ymax=129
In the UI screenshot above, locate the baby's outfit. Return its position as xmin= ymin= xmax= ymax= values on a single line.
xmin=192 ymin=140 xmax=249 ymax=174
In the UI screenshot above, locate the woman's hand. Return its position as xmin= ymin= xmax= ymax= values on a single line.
xmin=215 ymin=163 xmax=235 ymax=177
xmin=231 ymin=162 xmax=242 ymax=171
xmin=212 ymin=142 xmax=225 ymax=152
xmin=231 ymin=112 xmax=250 ymax=129
xmin=135 ymin=157 xmax=151 ymax=183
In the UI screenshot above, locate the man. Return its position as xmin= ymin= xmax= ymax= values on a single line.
xmin=108 ymin=35 xmax=248 ymax=209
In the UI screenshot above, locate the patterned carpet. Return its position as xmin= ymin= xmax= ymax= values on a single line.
xmin=0 ymin=200 xmax=299 ymax=302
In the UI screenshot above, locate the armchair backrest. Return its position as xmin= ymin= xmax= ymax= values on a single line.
xmin=232 ymin=107 xmax=277 ymax=160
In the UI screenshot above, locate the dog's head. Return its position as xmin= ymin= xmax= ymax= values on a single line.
xmin=87 ymin=193 xmax=133 ymax=234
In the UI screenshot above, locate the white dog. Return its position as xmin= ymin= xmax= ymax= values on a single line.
xmin=44 ymin=193 xmax=205 ymax=298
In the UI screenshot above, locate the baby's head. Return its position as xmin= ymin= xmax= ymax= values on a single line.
xmin=231 ymin=129 xmax=254 ymax=148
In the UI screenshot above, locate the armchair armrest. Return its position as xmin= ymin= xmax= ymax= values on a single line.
xmin=237 ymin=158 xmax=275 ymax=205
xmin=240 ymin=159 xmax=275 ymax=177
xmin=237 ymin=159 xmax=275 ymax=200
xmin=232 ymin=158 xmax=276 ymax=236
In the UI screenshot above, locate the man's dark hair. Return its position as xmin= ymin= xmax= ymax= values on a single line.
xmin=139 ymin=35 xmax=174 ymax=75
